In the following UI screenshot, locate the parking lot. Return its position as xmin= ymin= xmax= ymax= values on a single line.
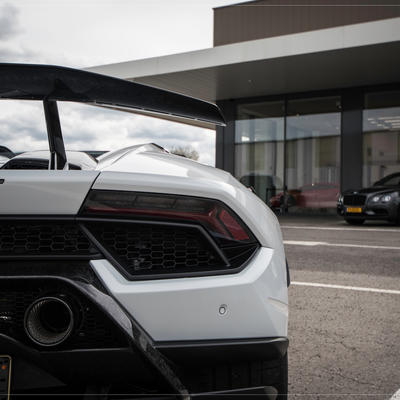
xmin=280 ymin=215 xmax=400 ymax=399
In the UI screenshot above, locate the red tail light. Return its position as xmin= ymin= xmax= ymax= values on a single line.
xmin=80 ymin=190 xmax=254 ymax=243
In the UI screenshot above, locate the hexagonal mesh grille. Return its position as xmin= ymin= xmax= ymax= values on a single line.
xmin=86 ymin=222 xmax=227 ymax=276
xmin=0 ymin=222 xmax=99 ymax=257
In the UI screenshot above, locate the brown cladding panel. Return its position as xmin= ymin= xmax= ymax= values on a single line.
xmin=214 ymin=0 xmax=400 ymax=46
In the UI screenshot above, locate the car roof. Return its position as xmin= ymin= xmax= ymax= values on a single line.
xmin=4 ymin=150 xmax=97 ymax=170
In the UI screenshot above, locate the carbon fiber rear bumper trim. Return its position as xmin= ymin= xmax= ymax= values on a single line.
xmin=0 ymin=275 xmax=188 ymax=398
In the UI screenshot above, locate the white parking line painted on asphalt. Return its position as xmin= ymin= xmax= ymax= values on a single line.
xmin=281 ymin=225 xmax=400 ymax=233
xmin=390 ymin=388 xmax=400 ymax=400
xmin=284 ymin=240 xmax=325 ymax=246
xmin=284 ymin=240 xmax=400 ymax=250
xmin=292 ymin=281 xmax=400 ymax=295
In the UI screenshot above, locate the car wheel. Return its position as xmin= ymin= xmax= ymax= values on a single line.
xmin=345 ymin=219 xmax=365 ymax=225
xmin=185 ymin=353 xmax=288 ymax=398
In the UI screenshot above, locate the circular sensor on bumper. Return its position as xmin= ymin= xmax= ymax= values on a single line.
xmin=24 ymin=296 xmax=74 ymax=347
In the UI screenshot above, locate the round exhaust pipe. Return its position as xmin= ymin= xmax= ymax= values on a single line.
xmin=24 ymin=296 xmax=74 ymax=347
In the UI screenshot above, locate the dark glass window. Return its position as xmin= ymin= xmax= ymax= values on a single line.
xmin=234 ymin=97 xmax=341 ymax=212
xmin=235 ymin=101 xmax=285 ymax=204
xmin=285 ymin=97 xmax=341 ymax=211
xmin=363 ymin=91 xmax=400 ymax=187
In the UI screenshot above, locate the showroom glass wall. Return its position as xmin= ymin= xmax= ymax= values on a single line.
xmin=362 ymin=91 xmax=400 ymax=187
xmin=235 ymin=95 xmax=342 ymax=213
xmin=235 ymin=101 xmax=285 ymax=204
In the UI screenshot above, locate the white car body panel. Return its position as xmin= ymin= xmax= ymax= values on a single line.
xmin=91 ymin=246 xmax=288 ymax=342
xmin=0 ymin=170 xmax=99 ymax=214
xmin=1 ymin=144 xmax=288 ymax=343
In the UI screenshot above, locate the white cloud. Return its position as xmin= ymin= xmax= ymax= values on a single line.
xmin=59 ymin=103 xmax=216 ymax=165
xmin=0 ymin=101 xmax=215 ymax=165
xmin=0 ymin=3 xmax=20 ymax=40
xmin=0 ymin=3 xmax=38 ymax=62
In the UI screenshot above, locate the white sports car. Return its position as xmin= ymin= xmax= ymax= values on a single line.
xmin=0 ymin=64 xmax=289 ymax=400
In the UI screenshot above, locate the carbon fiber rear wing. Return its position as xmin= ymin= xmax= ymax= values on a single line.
xmin=0 ymin=63 xmax=225 ymax=169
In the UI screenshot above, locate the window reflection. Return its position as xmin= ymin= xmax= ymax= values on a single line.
xmin=235 ymin=101 xmax=284 ymax=204
xmin=285 ymin=97 xmax=341 ymax=211
xmin=234 ymin=91 xmax=400 ymax=213
xmin=363 ymin=92 xmax=400 ymax=188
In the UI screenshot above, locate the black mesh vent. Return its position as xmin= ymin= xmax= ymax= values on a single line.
xmin=85 ymin=222 xmax=228 ymax=277
xmin=0 ymin=261 xmax=107 ymax=293
xmin=0 ymin=280 xmax=127 ymax=350
xmin=0 ymin=221 xmax=100 ymax=258
xmin=221 ymin=243 xmax=259 ymax=269
xmin=343 ymin=195 xmax=366 ymax=206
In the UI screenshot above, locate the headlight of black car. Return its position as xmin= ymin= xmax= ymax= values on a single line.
xmin=370 ymin=192 xmax=398 ymax=203
xmin=371 ymin=195 xmax=380 ymax=203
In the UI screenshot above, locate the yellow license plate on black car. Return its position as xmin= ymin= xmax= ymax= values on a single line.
xmin=346 ymin=207 xmax=362 ymax=213
xmin=0 ymin=355 xmax=11 ymax=400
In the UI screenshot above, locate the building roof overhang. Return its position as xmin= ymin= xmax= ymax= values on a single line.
xmin=87 ymin=17 xmax=400 ymax=126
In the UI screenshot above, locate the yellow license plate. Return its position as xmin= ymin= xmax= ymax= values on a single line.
xmin=0 ymin=355 xmax=11 ymax=400
xmin=346 ymin=207 xmax=362 ymax=213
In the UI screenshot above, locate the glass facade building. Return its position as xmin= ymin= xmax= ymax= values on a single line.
xmin=362 ymin=91 xmax=400 ymax=188
xmin=90 ymin=1 xmax=400 ymax=216
xmin=225 ymin=89 xmax=400 ymax=213
xmin=235 ymin=101 xmax=285 ymax=204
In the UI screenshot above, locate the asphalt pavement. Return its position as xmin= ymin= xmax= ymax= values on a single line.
xmin=279 ymin=214 xmax=400 ymax=399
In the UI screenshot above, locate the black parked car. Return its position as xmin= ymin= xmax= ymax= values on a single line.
xmin=337 ymin=172 xmax=400 ymax=225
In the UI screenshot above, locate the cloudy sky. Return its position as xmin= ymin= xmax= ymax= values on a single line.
xmin=0 ymin=0 xmax=244 ymax=165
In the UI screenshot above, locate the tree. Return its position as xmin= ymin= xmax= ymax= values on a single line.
xmin=169 ymin=145 xmax=199 ymax=161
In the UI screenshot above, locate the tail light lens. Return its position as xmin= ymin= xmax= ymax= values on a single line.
xmin=79 ymin=190 xmax=259 ymax=279
xmin=80 ymin=190 xmax=255 ymax=244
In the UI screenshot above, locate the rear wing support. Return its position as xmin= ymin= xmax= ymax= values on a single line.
xmin=43 ymin=100 xmax=67 ymax=170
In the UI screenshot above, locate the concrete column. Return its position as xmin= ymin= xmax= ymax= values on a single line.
xmin=341 ymin=90 xmax=364 ymax=191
